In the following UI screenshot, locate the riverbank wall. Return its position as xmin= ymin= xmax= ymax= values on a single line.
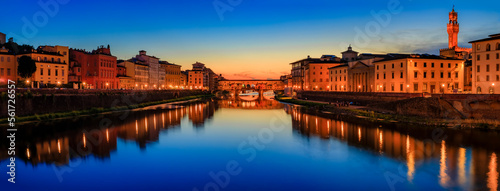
xmin=296 ymin=91 xmax=500 ymax=120
xmin=0 ymin=89 xmax=208 ymax=118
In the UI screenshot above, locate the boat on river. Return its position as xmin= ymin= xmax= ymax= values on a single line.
xmin=263 ymin=90 xmax=275 ymax=100
xmin=238 ymin=90 xmax=259 ymax=101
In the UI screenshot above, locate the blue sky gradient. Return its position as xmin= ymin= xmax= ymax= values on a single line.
xmin=2 ymin=0 xmax=499 ymax=79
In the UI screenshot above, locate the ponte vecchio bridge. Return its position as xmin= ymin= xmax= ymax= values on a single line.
xmin=217 ymin=79 xmax=285 ymax=91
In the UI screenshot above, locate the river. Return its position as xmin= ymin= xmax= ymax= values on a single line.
xmin=1 ymin=99 xmax=499 ymax=191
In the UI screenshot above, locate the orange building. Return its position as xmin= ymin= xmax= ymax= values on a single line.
xmin=304 ymin=60 xmax=343 ymax=91
xmin=0 ymin=51 xmax=17 ymax=86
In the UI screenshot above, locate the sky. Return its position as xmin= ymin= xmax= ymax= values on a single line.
xmin=2 ymin=0 xmax=500 ymax=79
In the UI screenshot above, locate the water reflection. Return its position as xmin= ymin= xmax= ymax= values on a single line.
xmin=0 ymin=99 xmax=498 ymax=190
xmin=285 ymin=105 xmax=500 ymax=190
xmin=0 ymin=101 xmax=220 ymax=166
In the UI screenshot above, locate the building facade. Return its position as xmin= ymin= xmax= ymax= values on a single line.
xmin=304 ymin=61 xmax=343 ymax=91
xmin=22 ymin=46 xmax=69 ymax=87
xmin=469 ymin=33 xmax=500 ymax=94
xmin=161 ymin=61 xmax=182 ymax=88
xmin=135 ymin=50 xmax=160 ymax=89
xmin=374 ymin=56 xmax=465 ymax=93
xmin=117 ymin=61 xmax=134 ymax=89
xmin=0 ymin=51 xmax=17 ymax=86
xmin=69 ymin=45 xmax=119 ymax=89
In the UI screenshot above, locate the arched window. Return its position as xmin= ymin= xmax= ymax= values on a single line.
xmin=477 ymin=87 xmax=482 ymax=94
xmin=486 ymin=44 xmax=491 ymax=51
xmin=497 ymin=43 xmax=500 ymax=50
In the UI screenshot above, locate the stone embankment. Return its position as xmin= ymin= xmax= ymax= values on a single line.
xmin=0 ymin=89 xmax=208 ymax=118
xmin=297 ymin=91 xmax=500 ymax=120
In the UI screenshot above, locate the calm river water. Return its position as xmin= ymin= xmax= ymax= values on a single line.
xmin=1 ymin=99 xmax=499 ymax=191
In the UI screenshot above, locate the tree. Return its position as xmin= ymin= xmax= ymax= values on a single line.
xmin=18 ymin=56 xmax=37 ymax=79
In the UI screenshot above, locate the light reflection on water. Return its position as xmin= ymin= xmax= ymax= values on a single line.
xmin=0 ymin=99 xmax=498 ymax=191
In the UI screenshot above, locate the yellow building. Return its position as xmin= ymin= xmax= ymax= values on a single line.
xmin=162 ymin=61 xmax=182 ymax=89
xmin=374 ymin=55 xmax=465 ymax=93
xmin=21 ymin=46 xmax=69 ymax=87
xmin=133 ymin=61 xmax=149 ymax=90
xmin=469 ymin=33 xmax=500 ymax=94
xmin=0 ymin=51 xmax=17 ymax=86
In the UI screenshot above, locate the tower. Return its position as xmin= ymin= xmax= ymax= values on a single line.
xmin=447 ymin=7 xmax=459 ymax=48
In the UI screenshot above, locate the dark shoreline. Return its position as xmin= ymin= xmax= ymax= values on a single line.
xmin=0 ymin=94 xmax=214 ymax=126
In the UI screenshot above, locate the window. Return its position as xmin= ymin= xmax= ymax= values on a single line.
xmin=441 ymin=63 xmax=444 ymax=68
xmin=455 ymin=72 xmax=458 ymax=78
xmin=48 ymin=69 xmax=51 ymax=76
xmin=401 ymin=63 xmax=403 ymax=68
xmin=55 ymin=70 xmax=58 ymax=76
xmin=487 ymin=75 xmax=490 ymax=81
xmin=400 ymin=84 xmax=403 ymax=92
xmin=384 ymin=65 xmax=386 ymax=69
xmin=497 ymin=64 xmax=499 ymax=71
xmin=414 ymin=72 xmax=418 ymax=78
xmin=477 ymin=44 xmax=481 ymax=50
xmin=487 ymin=54 xmax=490 ymax=60
xmin=377 ymin=65 xmax=379 ymax=70
xmin=414 ymin=62 xmax=417 ymax=67
xmin=431 ymin=72 xmax=435 ymax=78
xmin=423 ymin=83 xmax=427 ymax=91
xmin=487 ymin=65 xmax=490 ymax=72
xmin=414 ymin=83 xmax=418 ymax=91
xmin=440 ymin=72 xmax=444 ymax=78
xmin=448 ymin=63 xmax=451 ymax=68
xmin=7 ymin=57 xmax=10 ymax=62
xmin=400 ymin=72 xmax=403 ymax=78
xmin=477 ymin=76 xmax=481 ymax=82
xmin=497 ymin=53 xmax=499 ymax=59
xmin=391 ymin=84 xmax=394 ymax=91
xmin=477 ymin=66 xmax=481 ymax=72
xmin=423 ymin=72 xmax=427 ymax=78
xmin=377 ymin=73 xmax=379 ymax=80
xmin=392 ymin=72 xmax=395 ymax=79
xmin=477 ymin=55 xmax=481 ymax=61
xmin=431 ymin=63 xmax=435 ymax=67
xmin=0 ymin=57 xmax=3 ymax=62
xmin=62 ymin=70 xmax=64 ymax=76
xmin=424 ymin=62 xmax=427 ymax=67
xmin=486 ymin=44 xmax=491 ymax=51
xmin=448 ymin=72 xmax=451 ymax=78
xmin=392 ymin=64 xmax=394 ymax=68
xmin=497 ymin=75 xmax=499 ymax=81
xmin=0 ymin=68 xmax=3 ymax=75
xmin=7 ymin=69 xmax=10 ymax=76
xmin=383 ymin=73 xmax=386 ymax=79
xmin=497 ymin=43 xmax=500 ymax=50
xmin=40 ymin=68 xmax=43 ymax=75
